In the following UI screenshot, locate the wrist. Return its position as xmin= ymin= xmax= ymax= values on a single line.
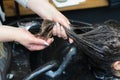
xmin=26 ymin=0 xmax=55 ymax=20
xmin=12 ymin=28 xmax=25 ymax=43
xmin=0 ymin=26 xmax=21 ymax=42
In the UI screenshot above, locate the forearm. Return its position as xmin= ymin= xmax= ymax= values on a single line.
xmin=26 ymin=0 xmax=55 ymax=20
xmin=15 ymin=0 xmax=69 ymax=25
xmin=15 ymin=0 xmax=52 ymax=19
xmin=0 ymin=26 xmax=19 ymax=42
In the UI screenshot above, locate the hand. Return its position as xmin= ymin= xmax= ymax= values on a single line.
xmin=27 ymin=0 xmax=73 ymax=43
xmin=52 ymin=22 xmax=73 ymax=43
xmin=14 ymin=28 xmax=53 ymax=51
xmin=0 ymin=26 xmax=53 ymax=51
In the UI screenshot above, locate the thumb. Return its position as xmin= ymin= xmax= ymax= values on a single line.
xmin=33 ymin=38 xmax=49 ymax=46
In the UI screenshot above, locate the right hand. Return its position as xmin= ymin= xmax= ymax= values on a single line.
xmin=27 ymin=0 xmax=73 ymax=43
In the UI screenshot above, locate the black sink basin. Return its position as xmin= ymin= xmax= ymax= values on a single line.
xmin=3 ymin=17 xmax=94 ymax=80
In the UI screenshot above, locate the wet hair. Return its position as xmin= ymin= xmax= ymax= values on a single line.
xmin=39 ymin=20 xmax=120 ymax=78
xmin=79 ymin=20 xmax=120 ymax=60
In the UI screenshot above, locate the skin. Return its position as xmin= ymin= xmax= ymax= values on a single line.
xmin=0 ymin=0 xmax=73 ymax=51
xmin=0 ymin=26 xmax=53 ymax=51
xmin=27 ymin=0 xmax=73 ymax=42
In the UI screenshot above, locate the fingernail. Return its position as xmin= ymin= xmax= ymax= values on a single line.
xmin=58 ymin=35 xmax=61 ymax=38
xmin=64 ymin=24 xmax=70 ymax=30
xmin=66 ymin=24 xmax=71 ymax=30
xmin=63 ymin=36 xmax=67 ymax=40
xmin=53 ymin=33 xmax=56 ymax=36
xmin=51 ymin=37 xmax=54 ymax=42
xmin=68 ymin=26 xmax=71 ymax=30
xmin=56 ymin=22 xmax=60 ymax=26
xmin=69 ymin=38 xmax=74 ymax=44
xmin=67 ymin=20 xmax=70 ymax=24
xmin=43 ymin=42 xmax=49 ymax=46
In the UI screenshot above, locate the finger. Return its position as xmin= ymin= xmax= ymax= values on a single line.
xmin=54 ymin=14 xmax=70 ymax=29
xmin=28 ymin=38 xmax=54 ymax=51
xmin=33 ymin=37 xmax=49 ymax=46
xmin=59 ymin=18 xmax=70 ymax=30
xmin=55 ymin=22 xmax=61 ymax=37
xmin=46 ymin=37 xmax=54 ymax=44
xmin=69 ymin=38 xmax=74 ymax=44
xmin=53 ymin=22 xmax=61 ymax=37
xmin=28 ymin=45 xmax=47 ymax=51
xmin=60 ymin=26 xmax=67 ymax=39
xmin=52 ymin=24 xmax=57 ymax=36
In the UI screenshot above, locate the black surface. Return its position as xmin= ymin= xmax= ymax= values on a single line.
xmin=108 ymin=0 xmax=120 ymax=7
xmin=62 ymin=7 xmax=120 ymax=24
